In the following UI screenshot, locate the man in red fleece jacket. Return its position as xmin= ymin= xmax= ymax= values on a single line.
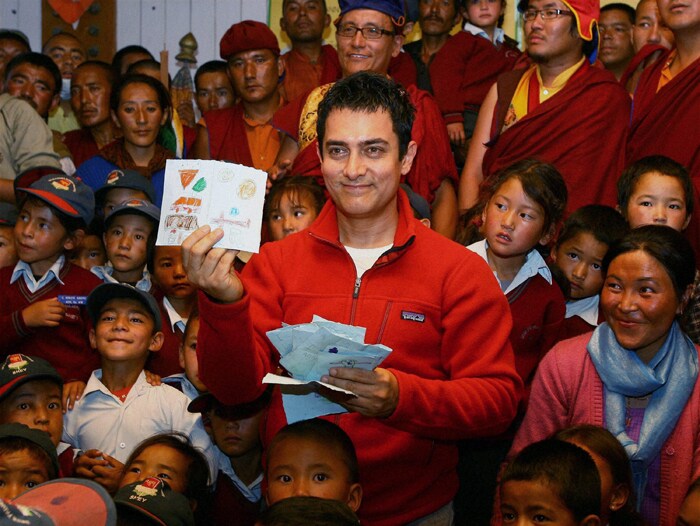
xmin=182 ymin=71 xmax=522 ymax=526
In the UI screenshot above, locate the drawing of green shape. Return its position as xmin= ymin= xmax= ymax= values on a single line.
xmin=193 ymin=177 xmax=207 ymax=192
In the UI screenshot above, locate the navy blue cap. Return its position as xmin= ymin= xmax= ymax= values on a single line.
xmin=104 ymin=198 xmax=160 ymax=225
xmin=114 ymin=478 xmax=194 ymax=526
xmin=0 ymin=203 xmax=18 ymax=226
xmin=87 ymin=283 xmax=162 ymax=332
xmin=400 ymin=184 xmax=431 ymax=221
xmin=95 ymin=169 xmax=156 ymax=205
xmin=0 ymin=423 xmax=59 ymax=478
xmin=17 ymin=174 xmax=94 ymax=226
xmin=337 ymin=0 xmax=406 ymax=26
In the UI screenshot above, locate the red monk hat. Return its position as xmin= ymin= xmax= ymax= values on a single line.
xmin=518 ymin=0 xmax=598 ymax=41
xmin=220 ymin=20 xmax=280 ymax=60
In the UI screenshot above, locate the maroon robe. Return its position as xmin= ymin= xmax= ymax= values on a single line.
xmin=273 ymin=83 xmax=458 ymax=204
xmin=627 ymin=50 xmax=700 ymax=258
xmin=280 ymin=44 xmax=342 ymax=102
xmin=202 ymin=103 xmax=254 ymax=167
xmin=483 ymin=62 xmax=630 ymax=214
xmin=430 ymin=31 xmax=511 ymax=124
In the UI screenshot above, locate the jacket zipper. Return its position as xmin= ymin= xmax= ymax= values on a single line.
xmin=350 ymin=276 xmax=361 ymax=325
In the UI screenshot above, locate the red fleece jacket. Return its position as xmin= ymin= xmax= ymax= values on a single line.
xmin=196 ymin=191 xmax=522 ymax=526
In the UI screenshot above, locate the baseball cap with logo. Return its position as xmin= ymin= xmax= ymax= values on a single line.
xmin=94 ymin=169 xmax=156 ymax=205
xmin=104 ymin=199 xmax=160 ymax=226
xmin=87 ymin=283 xmax=162 ymax=332
xmin=0 ymin=354 xmax=62 ymax=403
xmin=0 ymin=423 xmax=59 ymax=478
xmin=16 ymin=174 xmax=95 ymax=227
xmin=3 ymin=478 xmax=117 ymax=525
xmin=114 ymin=478 xmax=194 ymax=526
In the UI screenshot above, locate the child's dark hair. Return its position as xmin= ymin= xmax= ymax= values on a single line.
xmin=123 ymin=433 xmax=209 ymax=502
xmin=457 ymin=158 xmax=567 ymax=245
xmin=502 ymin=439 xmax=601 ymax=522
xmin=554 ymin=425 xmax=644 ymax=526
xmin=265 ymin=176 xmax=326 ymax=221
xmin=111 ymin=45 xmax=154 ymax=79
xmin=0 ymin=437 xmax=58 ymax=479
xmin=556 ymin=205 xmax=629 ymax=249
xmin=268 ymin=419 xmax=359 ymax=483
xmin=183 ymin=309 xmax=199 ymax=337
xmin=194 ymin=60 xmax=229 ymax=88
xmin=617 ymin=155 xmax=694 ymax=218
xmin=257 ymin=496 xmax=360 ymax=526
xmin=19 ymin=195 xmax=87 ymax=233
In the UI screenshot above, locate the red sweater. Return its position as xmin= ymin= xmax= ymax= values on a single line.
xmin=208 ymin=471 xmax=260 ymax=526
xmin=146 ymin=289 xmax=186 ymax=378
xmin=0 ymin=262 xmax=101 ymax=382
xmin=196 ymin=191 xmax=522 ymax=526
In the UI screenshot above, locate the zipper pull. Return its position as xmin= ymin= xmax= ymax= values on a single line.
xmin=353 ymin=277 xmax=361 ymax=298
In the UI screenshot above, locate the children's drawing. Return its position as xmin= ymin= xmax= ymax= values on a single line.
xmin=192 ymin=177 xmax=207 ymax=192
xmin=179 ymin=169 xmax=198 ymax=189
xmin=238 ymin=179 xmax=257 ymax=200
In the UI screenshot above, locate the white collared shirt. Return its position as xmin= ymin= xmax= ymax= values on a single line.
xmin=462 ymin=21 xmax=506 ymax=45
xmin=467 ymin=239 xmax=552 ymax=295
xmin=565 ymin=294 xmax=600 ymax=326
xmin=62 ymin=369 xmax=216 ymax=480
xmin=162 ymin=373 xmax=201 ymax=401
xmin=11 ymin=255 xmax=66 ymax=293
xmin=216 ymin=448 xmax=263 ymax=502
xmin=91 ymin=263 xmax=152 ymax=291
xmin=162 ymin=296 xmax=187 ymax=333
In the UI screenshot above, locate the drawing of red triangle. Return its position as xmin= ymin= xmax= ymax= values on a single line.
xmin=179 ymin=169 xmax=197 ymax=189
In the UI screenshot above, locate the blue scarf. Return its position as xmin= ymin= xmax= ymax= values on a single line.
xmin=587 ymin=321 xmax=697 ymax=507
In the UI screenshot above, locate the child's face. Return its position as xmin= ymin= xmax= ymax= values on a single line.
xmin=624 ymin=172 xmax=691 ymax=231
xmin=678 ymin=488 xmax=700 ymax=526
xmin=465 ymin=0 xmax=504 ymax=31
xmin=120 ymin=443 xmax=191 ymax=494
xmin=195 ymin=71 xmax=234 ymax=114
xmin=0 ymin=449 xmax=51 ymax=500
xmin=178 ymin=318 xmax=207 ymax=392
xmin=151 ymin=246 xmax=195 ymax=300
xmin=205 ymin=406 xmax=262 ymax=459
xmin=268 ymin=191 xmax=319 ymax=241
xmin=103 ymin=214 xmax=153 ymax=276
xmin=551 ymin=233 xmax=608 ymax=300
xmin=14 ymin=200 xmax=76 ymax=277
xmin=0 ymin=225 xmax=17 ymax=269
xmin=266 ymin=436 xmax=362 ymax=512
xmin=89 ymin=298 xmax=163 ymax=362
xmin=482 ymin=177 xmax=551 ymax=263
xmin=70 ymin=234 xmax=107 ymax=270
xmin=102 ymin=188 xmax=149 ymax=218
xmin=0 ymin=380 xmax=63 ymax=447
xmin=500 ymin=479 xmax=581 ymax=526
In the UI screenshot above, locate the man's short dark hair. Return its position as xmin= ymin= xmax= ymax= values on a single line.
xmin=502 ymin=439 xmax=601 ymax=522
xmin=317 ymin=71 xmax=415 ymax=160
xmin=601 ymin=3 xmax=636 ymax=24
xmin=41 ymin=31 xmax=83 ymax=53
xmin=74 ymin=60 xmax=114 ymax=86
xmin=0 ymin=30 xmax=30 ymax=52
xmin=194 ymin=60 xmax=229 ymax=89
xmin=283 ymin=0 xmax=328 ymax=12
xmin=5 ymin=52 xmax=61 ymax=95
xmin=267 ymin=419 xmax=359 ymax=483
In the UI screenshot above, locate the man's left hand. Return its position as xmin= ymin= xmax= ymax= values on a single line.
xmin=322 ymin=367 xmax=398 ymax=418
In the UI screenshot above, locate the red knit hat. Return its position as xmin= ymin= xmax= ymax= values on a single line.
xmin=518 ymin=0 xmax=598 ymax=41
xmin=219 ymin=20 xmax=280 ymax=60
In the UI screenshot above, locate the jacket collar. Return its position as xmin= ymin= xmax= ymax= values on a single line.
xmin=309 ymin=188 xmax=418 ymax=256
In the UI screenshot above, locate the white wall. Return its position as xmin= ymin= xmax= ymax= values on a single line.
xmin=0 ymin=0 xmax=268 ymax=73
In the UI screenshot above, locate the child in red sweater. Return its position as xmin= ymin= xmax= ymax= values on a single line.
xmin=551 ymin=205 xmax=628 ymax=340
xmin=0 ymin=174 xmax=101 ymax=406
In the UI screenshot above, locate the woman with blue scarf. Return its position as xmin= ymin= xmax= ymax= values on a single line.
xmin=507 ymin=225 xmax=700 ymax=526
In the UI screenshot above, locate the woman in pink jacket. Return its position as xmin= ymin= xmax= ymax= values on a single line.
xmin=509 ymin=225 xmax=700 ymax=526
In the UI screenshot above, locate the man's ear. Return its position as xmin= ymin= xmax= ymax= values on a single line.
xmin=578 ymin=514 xmax=601 ymax=526
xmin=391 ymin=33 xmax=404 ymax=58
xmin=346 ymin=482 xmax=363 ymax=512
xmin=608 ymin=483 xmax=630 ymax=514
xmin=149 ymin=331 xmax=164 ymax=353
xmin=277 ymin=57 xmax=285 ymax=80
xmin=49 ymin=94 xmax=60 ymax=114
xmin=400 ymin=141 xmax=417 ymax=175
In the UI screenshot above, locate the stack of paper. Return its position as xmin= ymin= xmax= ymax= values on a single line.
xmin=263 ymin=316 xmax=392 ymax=423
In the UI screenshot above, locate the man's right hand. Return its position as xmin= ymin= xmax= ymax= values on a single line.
xmin=181 ymin=225 xmax=244 ymax=304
